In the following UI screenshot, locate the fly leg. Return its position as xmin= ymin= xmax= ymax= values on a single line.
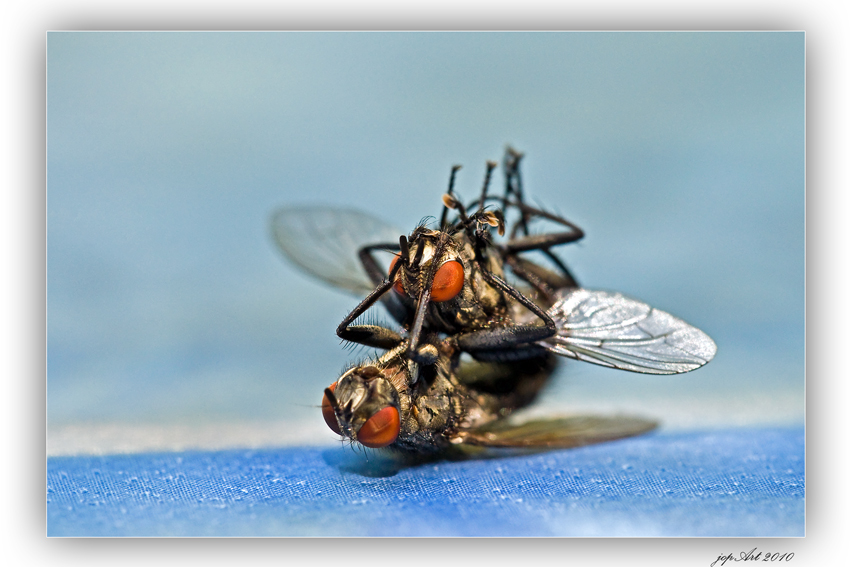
xmin=339 ymin=238 xmax=443 ymax=365
xmin=439 ymin=165 xmax=463 ymax=230
xmin=498 ymin=148 xmax=584 ymax=287
xmin=499 ymin=201 xmax=584 ymax=290
xmin=502 ymin=202 xmax=585 ymax=251
xmin=503 ymin=254 xmax=576 ymax=302
xmin=454 ymin=263 xmax=558 ymax=361
xmin=356 ymin=241 xmax=408 ymax=325
xmin=336 ymin=249 xmax=405 ymax=351
xmin=336 ymin=281 xmax=405 ymax=350
xmin=501 ymin=147 xmax=526 ymax=221
xmin=444 ymin=160 xmax=501 ymax=232
xmin=403 ymin=234 xmax=452 ymax=367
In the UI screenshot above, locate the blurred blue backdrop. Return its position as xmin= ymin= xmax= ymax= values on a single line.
xmin=47 ymin=32 xmax=804 ymax=453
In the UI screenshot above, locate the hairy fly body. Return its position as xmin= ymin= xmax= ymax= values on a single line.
xmin=272 ymin=148 xmax=716 ymax=378
xmin=274 ymin=149 xmax=587 ymax=367
xmin=321 ymin=333 xmax=657 ymax=454
xmin=272 ymin=148 xmax=717 ymax=452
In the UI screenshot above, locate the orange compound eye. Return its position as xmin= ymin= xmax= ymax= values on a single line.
xmin=430 ymin=261 xmax=464 ymax=302
xmin=357 ymin=406 xmax=400 ymax=448
xmin=321 ymin=383 xmax=341 ymax=435
xmin=388 ymin=256 xmax=406 ymax=296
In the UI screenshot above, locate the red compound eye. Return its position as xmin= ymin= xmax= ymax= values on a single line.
xmin=388 ymin=256 xmax=406 ymax=296
xmin=357 ymin=406 xmax=400 ymax=448
xmin=430 ymin=261 xmax=464 ymax=302
xmin=321 ymin=383 xmax=341 ymax=435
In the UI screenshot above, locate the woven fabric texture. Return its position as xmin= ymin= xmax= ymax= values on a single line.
xmin=47 ymin=426 xmax=804 ymax=537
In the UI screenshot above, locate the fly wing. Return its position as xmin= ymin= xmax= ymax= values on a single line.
xmin=540 ymin=288 xmax=717 ymax=374
xmin=460 ymin=415 xmax=657 ymax=449
xmin=271 ymin=206 xmax=403 ymax=295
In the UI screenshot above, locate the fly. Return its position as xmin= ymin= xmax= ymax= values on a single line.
xmin=320 ymin=334 xmax=658 ymax=454
xmin=275 ymin=149 xmax=585 ymax=366
xmin=272 ymin=148 xmax=716 ymax=377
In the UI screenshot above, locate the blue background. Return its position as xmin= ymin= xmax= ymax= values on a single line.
xmin=48 ymin=427 xmax=803 ymax=537
xmin=46 ymin=32 xmax=804 ymax=536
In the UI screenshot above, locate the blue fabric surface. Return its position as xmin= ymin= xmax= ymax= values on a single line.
xmin=47 ymin=426 xmax=804 ymax=537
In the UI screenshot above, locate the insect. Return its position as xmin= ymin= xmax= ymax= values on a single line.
xmin=273 ymin=150 xmax=588 ymax=367
xmin=273 ymin=150 xmax=716 ymax=452
xmin=272 ymin=149 xmax=716 ymax=377
xmin=320 ymin=332 xmax=658 ymax=454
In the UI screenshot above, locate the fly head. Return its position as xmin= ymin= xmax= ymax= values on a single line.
xmin=322 ymin=363 xmax=403 ymax=448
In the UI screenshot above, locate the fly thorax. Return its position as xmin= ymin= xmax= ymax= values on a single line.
xmin=463 ymin=238 xmax=506 ymax=313
xmin=410 ymin=355 xmax=462 ymax=433
xmin=443 ymin=261 xmax=504 ymax=332
xmin=471 ymin=264 xmax=505 ymax=312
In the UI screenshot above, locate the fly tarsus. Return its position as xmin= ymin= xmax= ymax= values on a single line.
xmin=456 ymin=325 xmax=555 ymax=357
xmin=503 ymin=254 xmax=578 ymax=298
xmin=338 ymin=324 xmax=404 ymax=350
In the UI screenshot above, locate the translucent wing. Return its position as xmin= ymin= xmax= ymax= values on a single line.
xmin=460 ymin=415 xmax=657 ymax=449
xmin=541 ymin=288 xmax=717 ymax=374
xmin=270 ymin=206 xmax=404 ymax=295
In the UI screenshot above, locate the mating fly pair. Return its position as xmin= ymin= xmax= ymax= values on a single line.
xmin=272 ymin=149 xmax=716 ymax=453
